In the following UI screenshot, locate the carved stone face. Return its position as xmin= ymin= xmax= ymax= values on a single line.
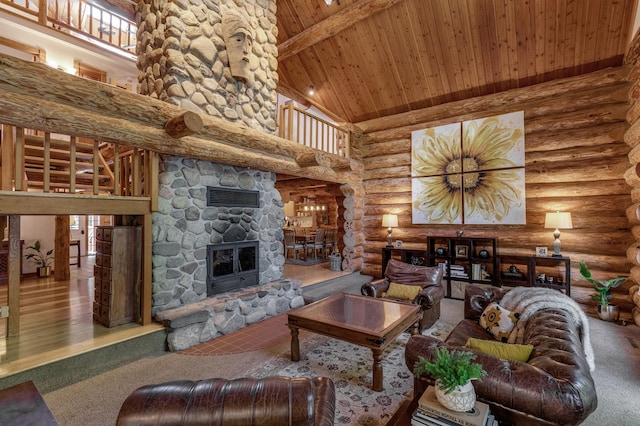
xmin=226 ymin=29 xmax=252 ymax=81
xmin=222 ymin=10 xmax=253 ymax=82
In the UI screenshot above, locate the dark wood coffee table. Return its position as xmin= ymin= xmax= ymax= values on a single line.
xmin=287 ymin=292 xmax=421 ymax=392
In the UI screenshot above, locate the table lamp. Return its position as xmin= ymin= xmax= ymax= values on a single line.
xmin=544 ymin=211 xmax=572 ymax=257
xmin=382 ymin=214 xmax=398 ymax=247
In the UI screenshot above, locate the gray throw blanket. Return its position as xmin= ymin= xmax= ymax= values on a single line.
xmin=500 ymin=286 xmax=595 ymax=371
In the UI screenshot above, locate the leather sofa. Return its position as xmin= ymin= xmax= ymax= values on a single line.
xmin=405 ymin=285 xmax=597 ymax=426
xmin=116 ymin=376 xmax=335 ymax=426
xmin=361 ymin=258 xmax=444 ymax=332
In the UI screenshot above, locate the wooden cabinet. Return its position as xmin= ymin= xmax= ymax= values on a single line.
xmin=426 ymin=236 xmax=498 ymax=299
xmin=498 ymin=255 xmax=571 ymax=295
xmin=93 ymin=226 xmax=141 ymax=327
xmin=381 ymin=247 xmax=428 ymax=274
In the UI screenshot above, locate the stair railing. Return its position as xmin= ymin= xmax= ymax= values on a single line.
xmin=0 ymin=0 xmax=137 ymax=56
xmin=0 ymin=123 xmax=157 ymax=201
xmin=279 ymin=102 xmax=350 ymax=158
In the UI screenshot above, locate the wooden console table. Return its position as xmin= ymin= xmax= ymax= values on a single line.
xmin=498 ymin=254 xmax=571 ymax=295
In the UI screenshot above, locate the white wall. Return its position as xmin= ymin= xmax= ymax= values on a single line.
xmin=20 ymin=216 xmax=55 ymax=274
xmin=19 ymin=215 xmax=87 ymax=274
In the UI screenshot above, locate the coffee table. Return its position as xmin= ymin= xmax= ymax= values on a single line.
xmin=287 ymin=292 xmax=421 ymax=392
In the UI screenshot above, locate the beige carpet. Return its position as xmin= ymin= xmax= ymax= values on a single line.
xmin=42 ymin=299 xmax=640 ymax=425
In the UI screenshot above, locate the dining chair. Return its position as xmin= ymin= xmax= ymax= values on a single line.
xmin=324 ymin=228 xmax=337 ymax=254
xmin=284 ymin=229 xmax=304 ymax=259
xmin=307 ymin=228 xmax=325 ymax=260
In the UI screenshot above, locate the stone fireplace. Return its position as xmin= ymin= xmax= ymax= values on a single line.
xmin=136 ymin=0 xmax=303 ymax=351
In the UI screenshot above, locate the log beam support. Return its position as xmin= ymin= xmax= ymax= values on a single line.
xmin=165 ymin=111 xmax=203 ymax=138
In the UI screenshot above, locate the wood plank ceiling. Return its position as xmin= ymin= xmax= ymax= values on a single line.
xmin=276 ymin=0 xmax=639 ymax=125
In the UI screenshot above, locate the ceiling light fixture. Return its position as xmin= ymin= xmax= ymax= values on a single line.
xmin=324 ymin=0 xmax=333 ymax=5
xmin=308 ymin=85 xmax=315 ymax=96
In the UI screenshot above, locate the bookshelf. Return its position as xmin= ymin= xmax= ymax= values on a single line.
xmin=426 ymin=236 xmax=498 ymax=299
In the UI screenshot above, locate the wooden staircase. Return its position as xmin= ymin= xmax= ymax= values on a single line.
xmin=22 ymin=134 xmax=114 ymax=193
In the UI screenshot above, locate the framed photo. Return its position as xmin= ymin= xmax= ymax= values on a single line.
xmin=395 ymin=240 xmax=403 ymax=248
xmin=455 ymin=245 xmax=468 ymax=258
xmin=536 ymin=247 xmax=548 ymax=257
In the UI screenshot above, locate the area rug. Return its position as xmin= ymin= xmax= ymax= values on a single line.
xmin=285 ymin=257 xmax=328 ymax=266
xmin=246 ymin=320 xmax=454 ymax=425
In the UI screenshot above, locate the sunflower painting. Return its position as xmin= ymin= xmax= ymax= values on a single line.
xmin=411 ymin=111 xmax=526 ymax=225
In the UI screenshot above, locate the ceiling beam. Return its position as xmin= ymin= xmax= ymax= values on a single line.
xmin=277 ymin=0 xmax=404 ymax=62
xmin=276 ymin=178 xmax=339 ymax=192
xmin=95 ymin=0 xmax=137 ymax=22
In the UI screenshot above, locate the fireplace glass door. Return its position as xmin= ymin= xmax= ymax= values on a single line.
xmin=207 ymin=241 xmax=259 ymax=296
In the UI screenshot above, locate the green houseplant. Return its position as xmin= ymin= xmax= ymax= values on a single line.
xmin=414 ymin=346 xmax=487 ymax=412
xmin=579 ymin=260 xmax=627 ymax=321
xmin=25 ymin=240 xmax=54 ymax=277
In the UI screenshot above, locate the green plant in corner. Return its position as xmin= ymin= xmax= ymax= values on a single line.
xmin=25 ymin=240 xmax=54 ymax=268
xmin=413 ymin=346 xmax=487 ymax=394
xmin=579 ymin=260 xmax=627 ymax=307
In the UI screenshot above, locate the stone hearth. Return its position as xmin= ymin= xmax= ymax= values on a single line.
xmin=155 ymin=278 xmax=304 ymax=351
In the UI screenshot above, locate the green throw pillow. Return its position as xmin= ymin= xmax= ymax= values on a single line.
xmin=466 ymin=338 xmax=534 ymax=362
xmin=384 ymin=282 xmax=421 ymax=300
xmin=479 ymin=302 xmax=520 ymax=342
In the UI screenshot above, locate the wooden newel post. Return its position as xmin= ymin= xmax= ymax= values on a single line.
xmin=164 ymin=111 xmax=203 ymax=138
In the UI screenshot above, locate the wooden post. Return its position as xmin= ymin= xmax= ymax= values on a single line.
xmin=54 ymin=216 xmax=70 ymax=281
xmin=1 ymin=125 xmax=14 ymax=190
xmin=8 ymin=215 xmax=20 ymax=336
xmin=141 ymin=213 xmax=152 ymax=325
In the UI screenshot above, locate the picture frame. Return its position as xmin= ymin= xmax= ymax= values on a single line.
xmin=455 ymin=245 xmax=468 ymax=258
xmin=395 ymin=240 xmax=403 ymax=248
xmin=536 ymin=247 xmax=548 ymax=257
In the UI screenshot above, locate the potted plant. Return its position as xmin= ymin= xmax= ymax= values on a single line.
xmin=414 ymin=346 xmax=487 ymax=412
xmin=25 ymin=240 xmax=54 ymax=277
xmin=579 ymin=260 xmax=627 ymax=321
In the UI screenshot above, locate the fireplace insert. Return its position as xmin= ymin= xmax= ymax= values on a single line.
xmin=207 ymin=241 xmax=259 ymax=296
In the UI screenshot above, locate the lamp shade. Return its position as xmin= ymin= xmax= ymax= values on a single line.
xmin=382 ymin=214 xmax=398 ymax=228
xmin=544 ymin=211 xmax=573 ymax=229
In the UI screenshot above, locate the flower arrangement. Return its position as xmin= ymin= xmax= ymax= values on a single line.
xmin=413 ymin=346 xmax=487 ymax=394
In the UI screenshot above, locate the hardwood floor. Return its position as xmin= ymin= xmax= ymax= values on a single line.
xmin=0 ymin=256 xmax=349 ymax=379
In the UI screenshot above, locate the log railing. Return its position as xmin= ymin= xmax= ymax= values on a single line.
xmin=279 ymin=102 xmax=350 ymax=158
xmin=0 ymin=124 xmax=157 ymax=198
xmin=0 ymin=0 xmax=137 ymax=55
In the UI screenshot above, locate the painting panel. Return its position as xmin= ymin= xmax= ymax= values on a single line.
xmin=411 ymin=123 xmax=461 ymax=177
xmin=462 ymin=111 xmax=525 ymax=171
xmin=463 ymin=168 xmax=526 ymax=225
xmin=412 ymin=176 xmax=463 ymax=224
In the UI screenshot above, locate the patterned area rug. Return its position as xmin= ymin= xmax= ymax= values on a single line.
xmin=246 ymin=320 xmax=454 ymax=425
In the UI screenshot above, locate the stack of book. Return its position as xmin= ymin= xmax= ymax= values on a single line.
xmin=411 ymin=386 xmax=496 ymax=426
xmin=449 ymin=264 xmax=468 ymax=279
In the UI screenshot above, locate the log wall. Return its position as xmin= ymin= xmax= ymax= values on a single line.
xmin=624 ymin=31 xmax=640 ymax=325
xmin=359 ymin=66 xmax=634 ymax=316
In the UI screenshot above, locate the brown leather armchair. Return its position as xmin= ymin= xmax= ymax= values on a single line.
xmin=361 ymin=258 xmax=444 ymax=332
xmin=116 ymin=376 xmax=336 ymax=426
